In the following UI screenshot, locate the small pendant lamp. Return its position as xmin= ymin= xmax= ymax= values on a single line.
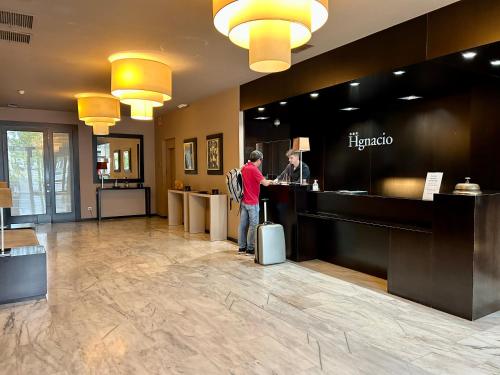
xmin=76 ymin=93 xmax=121 ymax=135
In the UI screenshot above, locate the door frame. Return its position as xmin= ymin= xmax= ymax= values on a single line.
xmin=0 ymin=121 xmax=81 ymax=223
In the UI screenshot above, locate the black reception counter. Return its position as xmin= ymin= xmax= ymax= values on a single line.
xmin=263 ymin=185 xmax=500 ymax=320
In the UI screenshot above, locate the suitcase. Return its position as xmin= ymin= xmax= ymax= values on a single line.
xmin=254 ymin=199 xmax=286 ymax=265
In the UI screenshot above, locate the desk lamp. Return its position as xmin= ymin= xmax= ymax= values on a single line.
xmin=96 ymin=161 xmax=109 ymax=189
xmin=292 ymin=137 xmax=310 ymax=185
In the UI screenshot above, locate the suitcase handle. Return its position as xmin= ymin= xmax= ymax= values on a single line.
xmin=261 ymin=199 xmax=272 ymax=224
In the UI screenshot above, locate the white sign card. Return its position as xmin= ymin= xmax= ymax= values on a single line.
xmin=422 ymin=172 xmax=443 ymax=201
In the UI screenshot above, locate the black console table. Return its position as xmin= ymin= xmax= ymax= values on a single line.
xmin=96 ymin=187 xmax=151 ymax=221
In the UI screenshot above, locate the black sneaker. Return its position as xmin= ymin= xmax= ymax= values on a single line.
xmin=238 ymin=248 xmax=246 ymax=253
xmin=246 ymin=249 xmax=255 ymax=256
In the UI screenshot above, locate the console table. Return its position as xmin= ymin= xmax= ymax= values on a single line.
xmin=96 ymin=187 xmax=151 ymax=221
xmin=188 ymin=193 xmax=227 ymax=241
xmin=168 ymin=190 xmax=197 ymax=231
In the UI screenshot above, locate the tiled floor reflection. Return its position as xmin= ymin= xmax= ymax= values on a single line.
xmin=1 ymin=217 xmax=500 ymax=374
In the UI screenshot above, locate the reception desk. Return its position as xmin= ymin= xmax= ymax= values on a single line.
xmin=264 ymin=185 xmax=500 ymax=320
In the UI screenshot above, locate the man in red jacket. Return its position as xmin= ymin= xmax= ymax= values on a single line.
xmin=239 ymin=150 xmax=274 ymax=255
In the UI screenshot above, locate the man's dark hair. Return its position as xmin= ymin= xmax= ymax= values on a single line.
xmin=249 ymin=150 xmax=263 ymax=162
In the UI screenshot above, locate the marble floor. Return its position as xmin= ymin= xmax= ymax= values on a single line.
xmin=1 ymin=217 xmax=500 ymax=375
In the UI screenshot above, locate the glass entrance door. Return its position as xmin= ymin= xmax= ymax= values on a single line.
xmin=6 ymin=130 xmax=50 ymax=223
xmin=1 ymin=125 xmax=78 ymax=224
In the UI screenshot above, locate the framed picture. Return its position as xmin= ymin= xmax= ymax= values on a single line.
xmin=206 ymin=133 xmax=223 ymax=175
xmin=113 ymin=150 xmax=121 ymax=172
xmin=183 ymin=138 xmax=197 ymax=174
xmin=123 ymin=148 xmax=131 ymax=173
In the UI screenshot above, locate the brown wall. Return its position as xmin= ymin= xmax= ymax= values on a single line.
xmin=79 ymin=116 xmax=156 ymax=218
xmin=155 ymin=87 xmax=240 ymax=239
xmin=0 ymin=107 xmax=156 ymax=219
xmin=241 ymin=0 xmax=500 ymax=110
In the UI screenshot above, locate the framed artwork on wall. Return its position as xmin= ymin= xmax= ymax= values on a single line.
xmin=206 ymin=133 xmax=223 ymax=175
xmin=183 ymin=138 xmax=198 ymax=174
xmin=123 ymin=148 xmax=132 ymax=173
xmin=113 ymin=150 xmax=121 ymax=172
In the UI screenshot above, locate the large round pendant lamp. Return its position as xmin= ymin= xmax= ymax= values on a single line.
xmin=76 ymin=93 xmax=121 ymax=135
xmin=213 ymin=0 xmax=329 ymax=73
xmin=109 ymin=51 xmax=172 ymax=121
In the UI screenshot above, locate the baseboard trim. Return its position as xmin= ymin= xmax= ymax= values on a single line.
xmin=227 ymin=237 xmax=238 ymax=244
xmin=79 ymin=214 xmax=160 ymax=222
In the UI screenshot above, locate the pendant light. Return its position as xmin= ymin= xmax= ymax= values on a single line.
xmin=76 ymin=93 xmax=121 ymax=135
xmin=213 ymin=0 xmax=329 ymax=73
xmin=109 ymin=51 xmax=172 ymax=121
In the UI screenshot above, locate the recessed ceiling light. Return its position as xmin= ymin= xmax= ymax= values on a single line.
xmin=17 ymin=89 xmax=25 ymax=95
xmin=258 ymin=107 xmax=265 ymax=112
xmin=177 ymin=103 xmax=188 ymax=109
xmin=254 ymin=116 xmax=269 ymax=120
xmin=310 ymin=92 xmax=319 ymax=98
xmin=491 ymin=60 xmax=500 ymax=66
xmin=393 ymin=70 xmax=406 ymax=76
xmin=350 ymin=82 xmax=360 ymax=87
xmin=462 ymin=51 xmax=477 ymax=59
xmin=399 ymin=95 xmax=422 ymax=101
xmin=340 ymin=107 xmax=359 ymax=111
xmin=7 ymin=104 xmax=19 ymax=108
xmin=279 ymin=101 xmax=287 ymax=106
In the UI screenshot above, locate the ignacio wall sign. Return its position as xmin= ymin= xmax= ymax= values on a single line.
xmin=349 ymin=132 xmax=394 ymax=151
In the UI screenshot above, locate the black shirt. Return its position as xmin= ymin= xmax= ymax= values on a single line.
xmin=277 ymin=162 xmax=310 ymax=183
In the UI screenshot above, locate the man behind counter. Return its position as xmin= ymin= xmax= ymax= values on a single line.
xmin=274 ymin=149 xmax=310 ymax=183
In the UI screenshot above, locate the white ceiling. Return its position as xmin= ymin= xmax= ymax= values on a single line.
xmin=0 ymin=0 xmax=460 ymax=113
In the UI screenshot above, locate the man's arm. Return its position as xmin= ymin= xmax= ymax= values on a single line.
xmin=260 ymin=178 xmax=274 ymax=187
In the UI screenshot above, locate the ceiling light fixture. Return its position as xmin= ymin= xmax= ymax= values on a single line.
xmin=109 ymin=51 xmax=172 ymax=121
xmin=76 ymin=93 xmax=121 ymax=135
xmin=258 ymin=107 xmax=265 ymax=112
xmin=279 ymin=101 xmax=287 ymax=106
xmin=350 ymin=82 xmax=360 ymax=87
xmin=490 ymin=60 xmax=500 ymax=66
xmin=177 ymin=104 xmax=189 ymax=109
xmin=462 ymin=51 xmax=477 ymax=60
xmin=340 ymin=107 xmax=359 ymax=111
xmin=310 ymin=92 xmax=319 ymax=98
xmin=254 ymin=116 xmax=270 ymax=120
xmin=17 ymin=89 xmax=25 ymax=95
xmin=399 ymin=95 xmax=422 ymax=101
xmin=213 ymin=0 xmax=329 ymax=73
xmin=393 ymin=70 xmax=406 ymax=76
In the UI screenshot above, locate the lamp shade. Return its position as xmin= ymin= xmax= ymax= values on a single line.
xmin=109 ymin=51 xmax=172 ymax=121
xmin=76 ymin=93 xmax=121 ymax=135
xmin=213 ymin=0 xmax=329 ymax=73
xmin=293 ymin=137 xmax=310 ymax=152
xmin=0 ymin=188 xmax=13 ymax=208
xmin=96 ymin=161 xmax=108 ymax=171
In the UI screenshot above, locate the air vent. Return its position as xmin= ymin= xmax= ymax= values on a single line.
xmin=292 ymin=44 xmax=314 ymax=54
xmin=0 ymin=10 xmax=33 ymax=29
xmin=0 ymin=29 xmax=31 ymax=44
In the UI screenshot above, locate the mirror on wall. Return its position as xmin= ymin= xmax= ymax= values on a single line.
xmin=92 ymin=134 xmax=144 ymax=183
